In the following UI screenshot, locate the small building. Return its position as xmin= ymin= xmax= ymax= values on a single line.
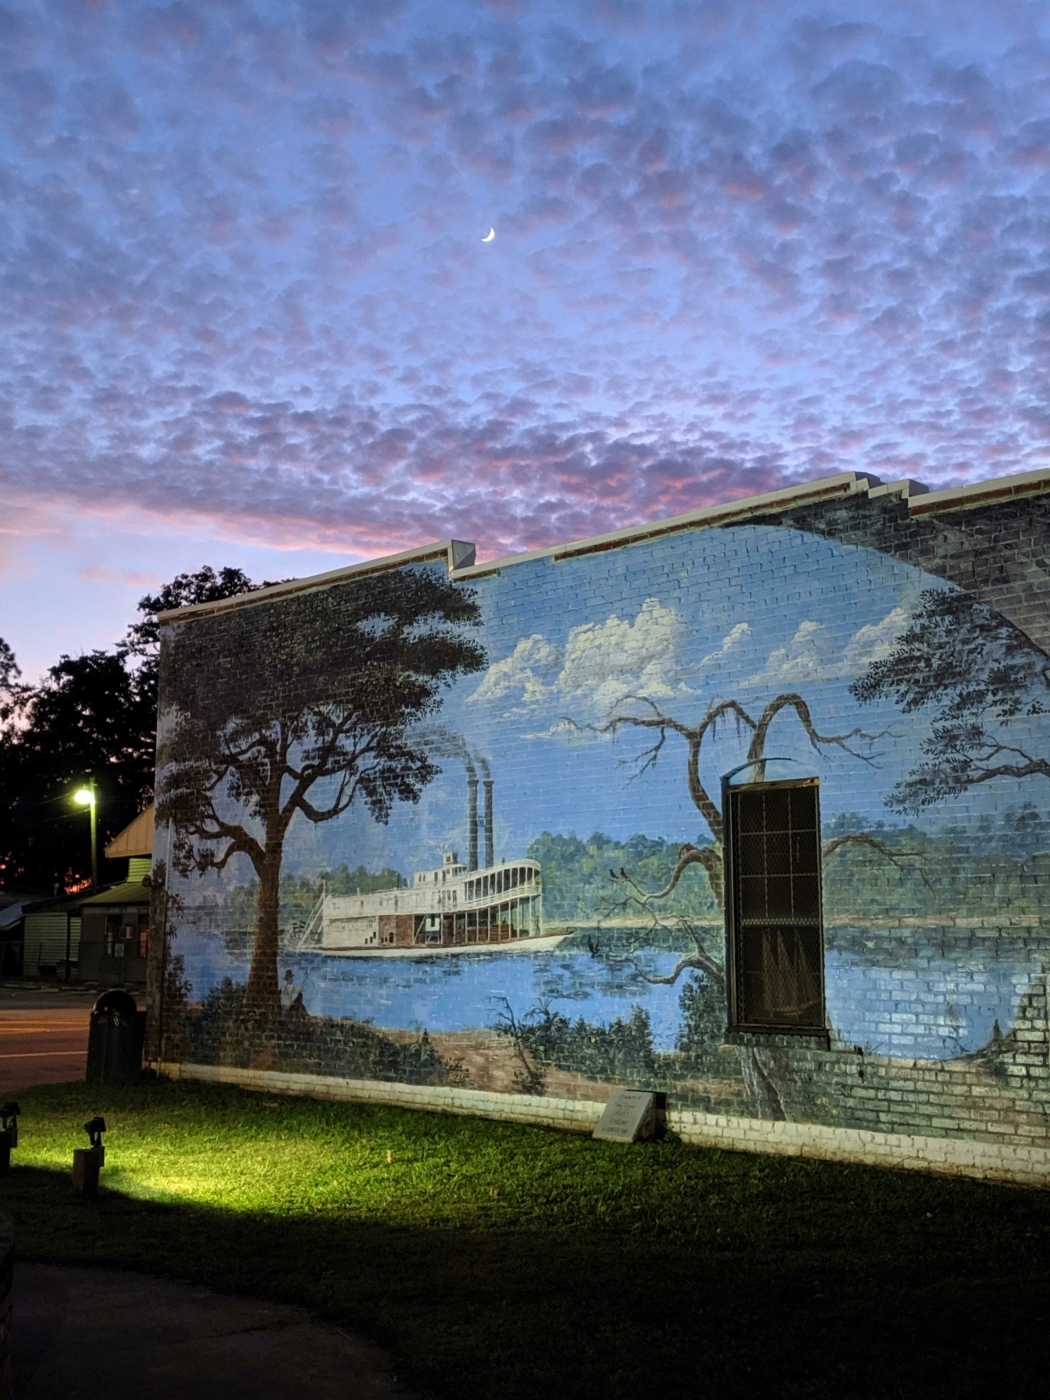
xmin=0 ymin=892 xmax=47 ymax=978
xmin=20 ymin=891 xmax=85 ymax=980
xmin=76 ymin=808 xmax=153 ymax=987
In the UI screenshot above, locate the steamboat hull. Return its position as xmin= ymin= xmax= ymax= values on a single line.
xmin=321 ymin=929 xmax=574 ymax=958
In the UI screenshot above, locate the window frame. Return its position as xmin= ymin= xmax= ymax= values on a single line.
xmin=722 ymin=774 xmax=827 ymax=1041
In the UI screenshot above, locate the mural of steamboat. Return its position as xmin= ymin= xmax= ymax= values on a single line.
xmin=320 ymin=851 xmax=574 ymax=957
xmin=320 ymin=770 xmax=573 ymax=957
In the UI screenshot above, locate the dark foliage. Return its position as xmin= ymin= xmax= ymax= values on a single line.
xmin=0 ymin=566 xmax=266 ymax=892
xmin=0 ymin=649 xmax=155 ymax=890
xmin=185 ymin=977 xmax=448 ymax=1083
xmin=850 ymin=589 xmax=1050 ymax=811
xmin=0 ymin=638 xmax=19 ymax=724
xmin=675 ymin=972 xmax=727 ymax=1057
xmin=499 ymin=998 xmax=658 ymax=1085
xmin=121 ymin=565 xmax=274 ymax=708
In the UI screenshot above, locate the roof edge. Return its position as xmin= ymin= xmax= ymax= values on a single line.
xmin=906 ymin=467 xmax=1050 ymax=516
xmin=157 ymin=539 xmax=477 ymax=624
xmin=452 ymin=471 xmax=877 ymax=579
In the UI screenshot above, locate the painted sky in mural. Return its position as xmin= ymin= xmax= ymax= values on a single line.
xmin=269 ymin=529 xmax=1001 ymax=880
xmin=158 ymin=526 xmax=1046 ymax=895
xmin=6 ymin=2 xmax=1050 ymax=680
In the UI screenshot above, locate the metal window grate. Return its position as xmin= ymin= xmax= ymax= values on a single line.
xmin=727 ymin=779 xmax=825 ymax=1033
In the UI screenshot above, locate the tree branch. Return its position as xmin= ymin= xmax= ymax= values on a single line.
xmin=747 ymin=693 xmax=885 ymax=768
xmin=587 ymin=925 xmax=725 ymax=989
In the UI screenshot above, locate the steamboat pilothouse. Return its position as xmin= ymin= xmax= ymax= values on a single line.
xmin=320 ymin=772 xmax=574 ymax=957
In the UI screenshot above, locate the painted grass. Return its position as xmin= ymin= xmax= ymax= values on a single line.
xmin=2 ymin=1079 xmax=1049 ymax=1399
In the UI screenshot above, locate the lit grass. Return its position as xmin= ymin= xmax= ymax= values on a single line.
xmin=2 ymin=1079 xmax=1049 ymax=1399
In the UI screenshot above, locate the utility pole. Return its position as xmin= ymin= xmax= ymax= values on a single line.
xmin=74 ymin=778 xmax=98 ymax=889
xmin=89 ymin=777 xmax=97 ymax=890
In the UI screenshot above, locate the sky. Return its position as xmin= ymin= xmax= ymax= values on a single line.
xmin=5 ymin=0 xmax=1050 ymax=680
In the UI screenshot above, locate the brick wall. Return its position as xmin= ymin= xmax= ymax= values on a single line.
xmin=151 ymin=471 xmax=1050 ymax=1185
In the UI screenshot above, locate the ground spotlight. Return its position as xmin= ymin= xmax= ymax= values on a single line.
xmin=0 ymin=1102 xmax=19 ymax=1175
xmin=73 ymin=1115 xmax=107 ymax=1197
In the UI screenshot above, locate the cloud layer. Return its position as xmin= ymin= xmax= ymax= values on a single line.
xmin=3 ymin=1 xmax=1050 ymax=561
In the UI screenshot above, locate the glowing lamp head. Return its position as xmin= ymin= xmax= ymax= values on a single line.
xmin=74 ymin=788 xmax=94 ymax=806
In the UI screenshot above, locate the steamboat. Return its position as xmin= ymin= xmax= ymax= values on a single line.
xmin=319 ymin=772 xmax=573 ymax=958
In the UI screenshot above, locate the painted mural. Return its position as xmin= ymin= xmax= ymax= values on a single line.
xmin=154 ymin=518 xmax=1050 ymax=1133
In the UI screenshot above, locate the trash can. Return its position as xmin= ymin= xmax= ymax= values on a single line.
xmin=85 ymin=989 xmax=145 ymax=1085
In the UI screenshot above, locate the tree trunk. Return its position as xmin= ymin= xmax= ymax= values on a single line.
xmin=245 ymin=845 xmax=282 ymax=1015
xmin=737 ymin=1046 xmax=787 ymax=1121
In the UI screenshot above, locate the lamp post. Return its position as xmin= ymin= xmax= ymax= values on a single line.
xmin=74 ymin=779 xmax=98 ymax=890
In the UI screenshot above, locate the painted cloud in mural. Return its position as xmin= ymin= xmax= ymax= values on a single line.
xmin=746 ymin=620 xmax=838 ymax=687
xmin=745 ymin=607 xmax=913 ymax=687
xmin=472 ymin=596 xmax=915 ymax=728
xmin=697 ymin=622 xmax=751 ymax=677
xmin=470 ymin=598 xmax=689 ymax=719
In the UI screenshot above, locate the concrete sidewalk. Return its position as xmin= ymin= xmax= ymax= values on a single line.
xmin=13 ymin=1264 xmax=426 ymax=1399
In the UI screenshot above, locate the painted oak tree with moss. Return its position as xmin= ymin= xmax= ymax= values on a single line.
xmin=579 ymin=692 xmax=894 ymax=991
xmin=156 ymin=569 xmax=484 ymax=1015
xmin=849 ymin=589 xmax=1050 ymax=811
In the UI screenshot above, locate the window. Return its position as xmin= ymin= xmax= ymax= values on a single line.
xmin=725 ymin=777 xmax=825 ymax=1036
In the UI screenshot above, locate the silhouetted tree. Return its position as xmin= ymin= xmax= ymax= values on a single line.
xmin=0 ymin=568 xmax=267 ymax=892
xmin=0 ymin=638 xmax=19 ymax=728
xmin=155 ymin=567 xmax=484 ymax=1015
xmin=0 ymin=650 xmax=155 ymax=889
xmin=850 ymin=589 xmax=1050 ymax=811
xmin=122 ymin=565 xmax=273 ymax=706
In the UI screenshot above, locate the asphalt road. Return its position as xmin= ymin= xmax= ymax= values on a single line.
xmin=0 ymin=987 xmax=98 ymax=1094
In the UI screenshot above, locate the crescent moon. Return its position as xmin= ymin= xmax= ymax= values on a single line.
xmin=481 ymin=227 xmax=495 ymax=242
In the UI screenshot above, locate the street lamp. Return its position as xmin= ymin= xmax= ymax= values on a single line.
xmin=74 ymin=779 xmax=97 ymax=890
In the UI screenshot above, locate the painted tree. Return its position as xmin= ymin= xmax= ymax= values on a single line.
xmin=849 ymin=589 xmax=1050 ymax=811
xmin=579 ymin=692 xmax=895 ymax=991
xmin=156 ymin=568 xmax=484 ymax=1014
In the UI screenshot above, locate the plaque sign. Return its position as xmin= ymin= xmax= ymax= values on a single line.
xmin=592 ymin=1089 xmax=657 ymax=1144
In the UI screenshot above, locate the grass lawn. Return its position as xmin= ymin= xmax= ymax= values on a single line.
xmin=1 ymin=1079 xmax=1049 ymax=1399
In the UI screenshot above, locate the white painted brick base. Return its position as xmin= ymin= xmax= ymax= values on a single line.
xmin=165 ymin=1061 xmax=1050 ymax=1187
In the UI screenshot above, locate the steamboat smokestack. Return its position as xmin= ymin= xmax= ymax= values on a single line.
xmin=467 ymin=776 xmax=479 ymax=871
xmin=483 ymin=778 xmax=494 ymax=869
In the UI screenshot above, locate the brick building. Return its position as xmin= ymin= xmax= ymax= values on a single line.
xmin=148 ymin=468 xmax=1050 ymax=1186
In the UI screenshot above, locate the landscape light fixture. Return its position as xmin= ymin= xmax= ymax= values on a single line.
xmin=73 ymin=778 xmax=98 ymax=889
xmin=83 ymin=1115 xmax=106 ymax=1154
xmin=0 ymin=1101 xmax=19 ymax=1175
xmin=1 ymin=1102 xmax=19 ymax=1140
xmin=73 ymin=1115 xmax=107 ymax=1197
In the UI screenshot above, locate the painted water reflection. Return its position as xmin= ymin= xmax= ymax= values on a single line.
xmin=177 ymin=918 xmax=1043 ymax=1062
